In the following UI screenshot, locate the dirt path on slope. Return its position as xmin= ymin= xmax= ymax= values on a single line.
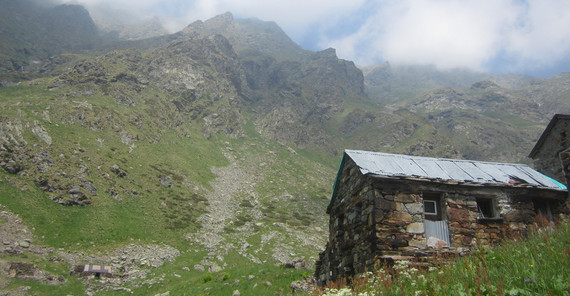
xmin=188 ymin=146 xmax=264 ymax=254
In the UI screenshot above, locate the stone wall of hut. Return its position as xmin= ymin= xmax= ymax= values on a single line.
xmin=445 ymin=193 xmax=533 ymax=247
xmin=562 ymin=149 xmax=570 ymax=211
xmin=314 ymin=158 xmax=430 ymax=284
xmin=315 ymin=157 xmax=376 ymax=285
xmin=532 ymin=118 xmax=570 ymax=186
xmin=562 ymin=148 xmax=570 ymax=192
xmin=315 ymin=158 xmax=566 ymax=285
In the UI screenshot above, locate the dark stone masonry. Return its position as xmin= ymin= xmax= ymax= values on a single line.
xmin=529 ymin=114 xmax=570 ymax=186
xmin=562 ymin=149 xmax=570 ymax=189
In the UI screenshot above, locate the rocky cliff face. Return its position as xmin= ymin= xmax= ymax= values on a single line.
xmin=252 ymin=48 xmax=366 ymax=151
xmin=179 ymin=13 xmax=369 ymax=152
xmin=412 ymin=81 xmax=545 ymax=121
xmin=0 ymin=0 xmax=100 ymax=80
xmin=520 ymin=72 xmax=570 ymax=116
xmin=402 ymin=77 xmax=570 ymax=162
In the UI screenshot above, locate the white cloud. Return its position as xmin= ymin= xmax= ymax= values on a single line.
xmin=170 ymin=0 xmax=367 ymax=41
xmin=327 ymin=0 xmax=511 ymax=68
xmin=55 ymin=0 xmax=570 ymax=75
xmin=504 ymin=1 xmax=570 ymax=68
xmin=326 ymin=0 xmax=570 ymax=74
xmin=59 ymin=0 xmax=366 ymax=37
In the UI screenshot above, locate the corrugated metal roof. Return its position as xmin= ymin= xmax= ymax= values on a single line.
xmin=345 ymin=150 xmax=566 ymax=190
xmin=83 ymin=264 xmax=112 ymax=274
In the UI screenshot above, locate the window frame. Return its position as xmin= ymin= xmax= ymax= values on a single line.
xmin=423 ymin=200 xmax=438 ymax=216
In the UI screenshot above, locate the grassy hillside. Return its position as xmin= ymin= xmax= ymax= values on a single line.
xmin=0 ymin=58 xmax=333 ymax=295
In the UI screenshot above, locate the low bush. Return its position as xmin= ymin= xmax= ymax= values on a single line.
xmin=202 ymin=273 xmax=213 ymax=283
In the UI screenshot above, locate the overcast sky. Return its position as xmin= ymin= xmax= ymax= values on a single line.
xmin=58 ymin=0 xmax=570 ymax=77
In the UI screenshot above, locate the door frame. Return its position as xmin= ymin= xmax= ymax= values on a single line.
xmin=422 ymin=192 xmax=451 ymax=246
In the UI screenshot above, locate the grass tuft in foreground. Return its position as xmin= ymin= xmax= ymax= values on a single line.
xmin=313 ymin=222 xmax=570 ymax=296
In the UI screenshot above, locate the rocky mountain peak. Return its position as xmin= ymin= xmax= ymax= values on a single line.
xmin=183 ymin=12 xmax=234 ymax=34
xmin=313 ymin=48 xmax=338 ymax=59
xmin=204 ymin=11 xmax=235 ymax=28
xmin=182 ymin=12 xmax=303 ymax=61
xmin=470 ymin=80 xmax=499 ymax=90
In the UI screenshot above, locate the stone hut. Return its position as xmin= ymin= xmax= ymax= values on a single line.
xmin=71 ymin=264 xmax=113 ymax=279
xmin=529 ymin=114 xmax=570 ymax=187
xmin=315 ymin=150 xmax=568 ymax=285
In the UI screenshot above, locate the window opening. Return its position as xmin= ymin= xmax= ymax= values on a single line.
xmin=533 ymin=199 xmax=554 ymax=221
xmin=476 ymin=198 xmax=496 ymax=218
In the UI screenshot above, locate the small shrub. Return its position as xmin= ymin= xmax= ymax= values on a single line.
xmin=239 ymin=200 xmax=254 ymax=208
xmin=202 ymin=273 xmax=213 ymax=283
xmin=172 ymin=173 xmax=184 ymax=182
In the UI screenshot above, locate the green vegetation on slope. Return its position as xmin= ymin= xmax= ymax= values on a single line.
xmin=0 ymin=59 xmax=333 ymax=295
xmin=316 ymin=222 xmax=570 ymax=296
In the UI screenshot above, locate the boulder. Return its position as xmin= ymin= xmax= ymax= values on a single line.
xmin=284 ymin=258 xmax=309 ymax=269
xmin=426 ymin=237 xmax=448 ymax=249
